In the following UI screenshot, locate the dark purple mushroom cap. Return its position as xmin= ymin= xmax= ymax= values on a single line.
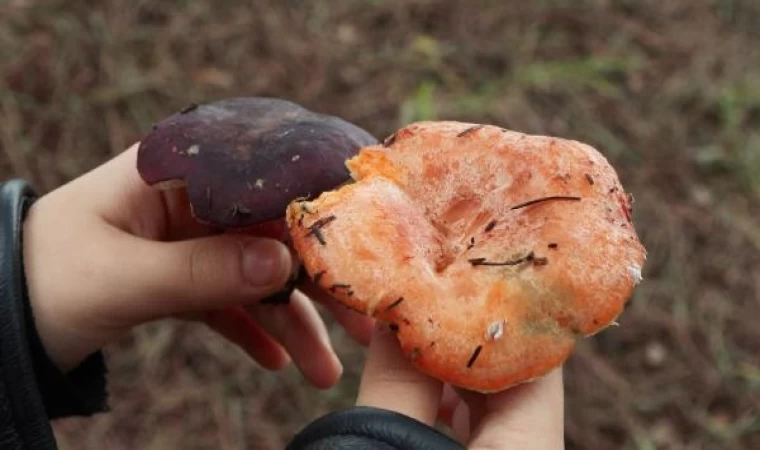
xmin=137 ymin=97 xmax=378 ymax=227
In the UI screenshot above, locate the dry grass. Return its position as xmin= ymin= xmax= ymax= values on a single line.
xmin=2 ymin=0 xmax=760 ymax=449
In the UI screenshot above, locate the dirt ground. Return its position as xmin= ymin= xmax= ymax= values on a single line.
xmin=2 ymin=1 xmax=760 ymax=449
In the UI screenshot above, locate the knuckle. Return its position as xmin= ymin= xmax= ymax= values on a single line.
xmin=186 ymin=237 xmax=243 ymax=293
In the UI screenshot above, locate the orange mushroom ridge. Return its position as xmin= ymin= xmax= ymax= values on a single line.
xmin=286 ymin=121 xmax=647 ymax=393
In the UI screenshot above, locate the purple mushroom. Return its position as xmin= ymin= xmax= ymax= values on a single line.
xmin=137 ymin=97 xmax=377 ymax=229
xmin=136 ymin=97 xmax=378 ymax=304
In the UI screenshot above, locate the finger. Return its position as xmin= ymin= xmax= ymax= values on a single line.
xmin=355 ymin=325 xmax=443 ymax=426
xmin=437 ymin=384 xmax=461 ymax=427
xmin=450 ymin=386 xmax=488 ymax=435
xmin=101 ymin=229 xmax=294 ymax=324
xmin=203 ymin=307 xmax=290 ymax=371
xmin=246 ymin=290 xmax=343 ymax=389
xmin=298 ymin=281 xmax=375 ymax=346
xmin=466 ymin=368 xmax=565 ymax=450
xmin=451 ymin=400 xmax=470 ymax=443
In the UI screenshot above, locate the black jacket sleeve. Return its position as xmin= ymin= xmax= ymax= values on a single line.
xmin=0 ymin=179 xmax=109 ymax=450
xmin=285 ymin=406 xmax=465 ymax=450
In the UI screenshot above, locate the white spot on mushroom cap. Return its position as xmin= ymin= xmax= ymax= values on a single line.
xmin=186 ymin=144 xmax=200 ymax=156
xmin=486 ymin=319 xmax=505 ymax=341
xmin=292 ymin=154 xmax=301 ymax=162
xmin=255 ymin=179 xmax=265 ymax=189
xmin=628 ymin=264 xmax=643 ymax=285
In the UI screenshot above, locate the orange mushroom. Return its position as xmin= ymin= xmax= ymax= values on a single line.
xmin=286 ymin=121 xmax=646 ymax=393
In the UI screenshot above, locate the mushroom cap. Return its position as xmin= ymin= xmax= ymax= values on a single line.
xmin=137 ymin=97 xmax=378 ymax=227
xmin=285 ymin=121 xmax=647 ymax=392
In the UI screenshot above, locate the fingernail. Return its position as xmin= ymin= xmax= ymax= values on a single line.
xmin=242 ymin=240 xmax=290 ymax=286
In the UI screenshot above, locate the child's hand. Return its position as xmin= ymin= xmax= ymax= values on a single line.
xmin=22 ymin=143 xmax=374 ymax=389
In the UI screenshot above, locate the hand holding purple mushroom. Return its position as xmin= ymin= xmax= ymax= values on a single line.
xmin=21 ymin=98 xmax=377 ymax=389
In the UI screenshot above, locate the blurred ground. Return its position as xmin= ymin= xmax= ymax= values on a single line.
xmin=2 ymin=0 xmax=760 ymax=449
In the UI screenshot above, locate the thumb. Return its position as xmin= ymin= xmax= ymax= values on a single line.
xmin=106 ymin=230 xmax=295 ymax=323
xmin=461 ymin=368 xmax=565 ymax=450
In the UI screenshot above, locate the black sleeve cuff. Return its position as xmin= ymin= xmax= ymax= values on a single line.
xmin=27 ymin=330 xmax=109 ymax=419
xmin=286 ymin=406 xmax=465 ymax=450
xmin=0 ymin=179 xmax=109 ymax=448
